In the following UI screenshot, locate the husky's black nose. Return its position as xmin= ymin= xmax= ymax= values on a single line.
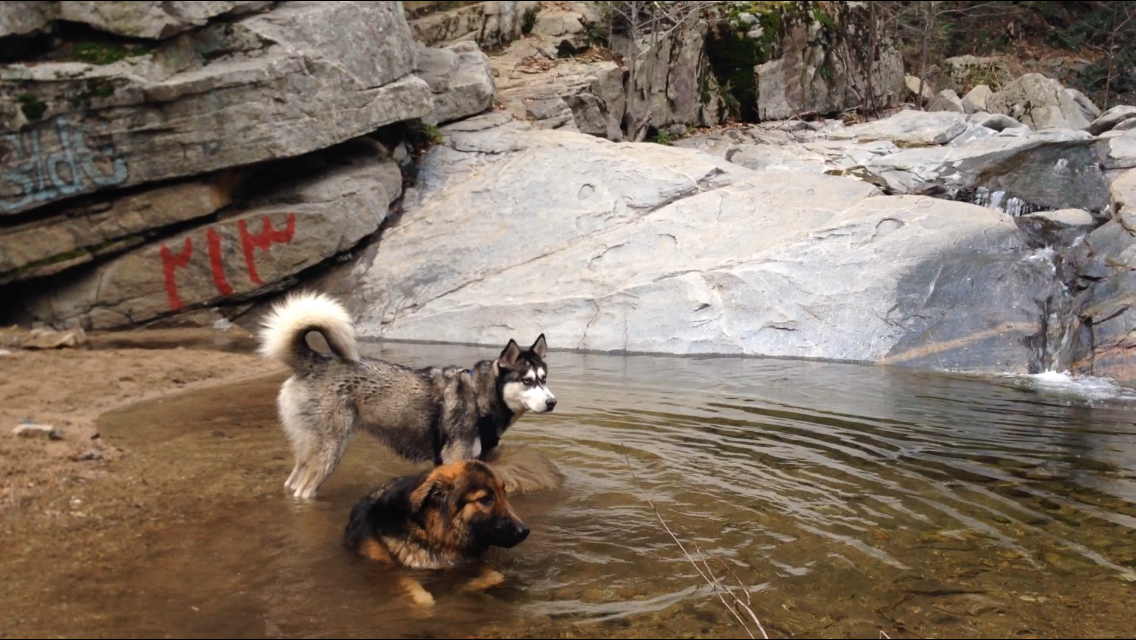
xmin=546 ymin=398 xmax=557 ymax=411
xmin=515 ymin=522 xmax=530 ymax=543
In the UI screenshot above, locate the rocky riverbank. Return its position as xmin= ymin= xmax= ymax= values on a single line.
xmin=3 ymin=1 xmax=1136 ymax=385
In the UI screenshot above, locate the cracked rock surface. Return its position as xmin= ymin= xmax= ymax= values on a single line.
xmin=0 ymin=1 xmax=430 ymax=215
xmin=352 ymin=112 xmax=1057 ymax=374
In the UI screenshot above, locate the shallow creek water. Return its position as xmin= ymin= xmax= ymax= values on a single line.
xmin=7 ymin=342 xmax=1136 ymax=639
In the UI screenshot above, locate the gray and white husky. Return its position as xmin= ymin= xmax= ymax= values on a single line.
xmin=258 ymin=291 xmax=557 ymax=500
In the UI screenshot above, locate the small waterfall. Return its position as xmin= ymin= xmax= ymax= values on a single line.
xmin=1023 ymin=245 xmax=1082 ymax=374
xmin=961 ymin=186 xmax=1047 ymax=218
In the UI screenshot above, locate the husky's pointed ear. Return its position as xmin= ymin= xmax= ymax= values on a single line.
xmin=531 ymin=333 xmax=547 ymax=359
xmin=499 ymin=339 xmax=521 ymax=368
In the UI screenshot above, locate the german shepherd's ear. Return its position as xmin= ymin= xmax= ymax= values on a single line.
xmin=499 ymin=339 xmax=521 ymax=368
xmin=531 ymin=333 xmax=547 ymax=359
xmin=408 ymin=478 xmax=444 ymax=513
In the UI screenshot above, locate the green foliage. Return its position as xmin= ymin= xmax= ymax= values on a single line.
xmin=71 ymin=42 xmax=134 ymax=65
xmin=17 ymin=94 xmax=47 ymax=121
xmin=422 ymin=122 xmax=443 ymax=145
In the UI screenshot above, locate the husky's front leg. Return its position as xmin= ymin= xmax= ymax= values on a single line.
xmin=438 ymin=435 xmax=480 ymax=464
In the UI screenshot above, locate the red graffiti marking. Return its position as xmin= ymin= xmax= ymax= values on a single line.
xmin=206 ymin=228 xmax=234 ymax=297
xmin=239 ymin=213 xmax=297 ymax=286
xmin=160 ymin=237 xmax=194 ymax=311
xmin=159 ymin=213 xmax=298 ymax=311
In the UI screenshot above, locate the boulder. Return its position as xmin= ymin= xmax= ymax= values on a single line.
xmin=1089 ymin=105 xmax=1136 ymax=136
xmin=492 ymin=38 xmax=627 ymax=140
xmin=905 ymin=75 xmax=934 ymax=102
xmin=620 ymin=15 xmax=715 ymax=141
xmin=1016 ymin=208 xmax=1098 ymax=247
xmin=1066 ymin=87 xmax=1101 ymax=121
xmin=1066 ymin=215 xmax=1136 ymax=384
xmin=57 ymin=1 xmax=271 ymax=40
xmin=20 ymin=152 xmax=398 ymax=329
xmin=417 ymin=41 xmax=498 ymax=126
xmin=1112 ymin=166 xmax=1136 ymax=224
xmin=748 ymin=3 xmax=906 ymax=122
xmin=349 ymin=113 xmax=1062 ymax=375
xmin=1098 ymin=129 xmax=1136 ymax=178
xmin=961 ymin=85 xmax=993 ymax=114
xmin=531 ymin=5 xmax=589 ymax=52
xmin=0 ymin=1 xmax=54 ymax=37
xmin=930 ymin=89 xmax=964 ymax=114
xmin=942 ymin=55 xmax=1009 ymax=93
xmin=0 ymin=174 xmax=242 ymax=283
xmin=409 ymin=0 xmax=539 ymax=48
xmin=0 ymin=2 xmax=431 ymax=216
xmin=968 ymin=112 xmax=1027 ymax=133
xmin=755 ymin=5 xmax=905 ymax=121
xmin=987 ymin=73 xmax=1092 ymax=131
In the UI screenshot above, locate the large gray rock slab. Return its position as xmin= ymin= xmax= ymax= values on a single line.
xmin=0 ymin=175 xmax=240 ymax=283
xmin=21 ymin=153 xmax=397 ymax=329
xmin=826 ymin=109 xmax=969 ymax=146
xmin=351 ymin=113 xmax=1060 ymax=375
xmin=861 ymin=130 xmax=1109 ymax=214
xmin=0 ymin=1 xmax=431 ymax=215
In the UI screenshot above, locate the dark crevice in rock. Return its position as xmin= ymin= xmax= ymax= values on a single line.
xmin=1 ymin=20 xmax=157 ymax=65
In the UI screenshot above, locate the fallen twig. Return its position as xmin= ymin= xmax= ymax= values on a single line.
xmin=624 ymin=454 xmax=769 ymax=639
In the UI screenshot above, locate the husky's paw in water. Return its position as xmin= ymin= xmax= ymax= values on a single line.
xmin=343 ymin=460 xmax=529 ymax=607
xmin=257 ymin=290 xmax=558 ymax=500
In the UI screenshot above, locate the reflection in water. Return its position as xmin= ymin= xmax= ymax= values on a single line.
xmin=13 ymin=343 xmax=1136 ymax=638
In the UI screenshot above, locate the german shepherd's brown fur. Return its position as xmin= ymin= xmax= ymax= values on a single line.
xmin=344 ymin=460 xmax=529 ymax=606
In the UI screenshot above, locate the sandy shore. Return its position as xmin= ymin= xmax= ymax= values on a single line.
xmin=0 ymin=326 xmax=283 ymax=514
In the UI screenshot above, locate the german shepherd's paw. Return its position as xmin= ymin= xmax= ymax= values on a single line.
xmin=462 ymin=568 xmax=506 ymax=594
xmin=399 ymin=576 xmax=436 ymax=608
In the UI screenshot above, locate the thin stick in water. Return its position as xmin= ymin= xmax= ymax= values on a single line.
xmin=624 ymin=454 xmax=769 ymax=639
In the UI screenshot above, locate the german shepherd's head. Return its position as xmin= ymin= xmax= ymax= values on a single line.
xmin=497 ymin=334 xmax=556 ymax=415
xmin=411 ymin=460 xmax=530 ymax=555
xmin=345 ymin=460 xmax=530 ymax=569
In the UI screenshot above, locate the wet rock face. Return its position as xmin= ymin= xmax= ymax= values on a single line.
xmin=1062 ymin=169 xmax=1136 ymax=383
xmin=344 ymin=112 xmax=1060 ymax=376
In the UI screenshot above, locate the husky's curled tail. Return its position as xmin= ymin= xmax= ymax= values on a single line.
xmin=259 ymin=291 xmax=360 ymax=371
